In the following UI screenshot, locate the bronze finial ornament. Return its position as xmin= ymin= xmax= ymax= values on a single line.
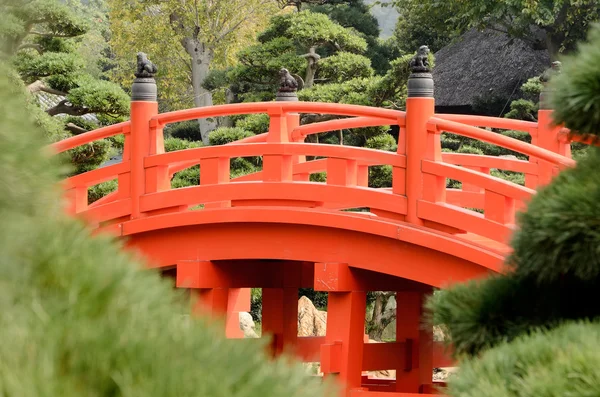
xmin=407 ymin=45 xmax=434 ymax=98
xmin=132 ymin=52 xmax=158 ymax=101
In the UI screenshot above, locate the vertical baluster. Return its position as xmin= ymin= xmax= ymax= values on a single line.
xmin=484 ymin=190 xmax=515 ymax=225
xmin=263 ymin=107 xmax=293 ymax=182
xmin=200 ymin=156 xmax=231 ymax=208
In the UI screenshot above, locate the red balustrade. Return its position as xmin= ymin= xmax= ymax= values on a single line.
xmin=51 ymin=91 xmax=583 ymax=396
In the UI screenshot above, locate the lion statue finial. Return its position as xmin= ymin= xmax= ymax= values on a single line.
xmin=278 ymin=68 xmax=298 ymax=93
xmin=409 ymin=45 xmax=431 ymax=73
xmin=135 ymin=52 xmax=158 ymax=79
xmin=540 ymin=61 xmax=562 ymax=84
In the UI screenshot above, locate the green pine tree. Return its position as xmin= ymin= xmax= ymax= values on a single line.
xmin=0 ymin=60 xmax=333 ymax=396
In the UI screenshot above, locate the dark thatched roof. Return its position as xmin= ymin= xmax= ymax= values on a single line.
xmin=433 ymin=29 xmax=550 ymax=108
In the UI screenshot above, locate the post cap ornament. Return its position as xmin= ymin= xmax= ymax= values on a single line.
xmin=539 ymin=61 xmax=562 ymax=110
xmin=132 ymin=52 xmax=158 ymax=102
xmin=276 ymin=68 xmax=300 ymax=102
xmin=407 ymin=45 xmax=434 ymax=98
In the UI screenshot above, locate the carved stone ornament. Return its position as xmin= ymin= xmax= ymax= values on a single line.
xmin=539 ymin=61 xmax=562 ymax=110
xmin=278 ymin=68 xmax=299 ymax=93
xmin=134 ymin=52 xmax=158 ymax=79
xmin=132 ymin=52 xmax=158 ymax=101
xmin=540 ymin=61 xmax=562 ymax=84
xmin=409 ymin=45 xmax=431 ymax=74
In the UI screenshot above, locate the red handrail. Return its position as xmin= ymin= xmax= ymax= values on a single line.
xmin=50 ymin=121 xmax=130 ymax=153
xmin=154 ymin=102 xmax=404 ymax=125
xmin=429 ymin=117 xmax=575 ymax=167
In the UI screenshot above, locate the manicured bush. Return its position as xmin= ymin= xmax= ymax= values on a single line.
xmin=209 ymin=127 xmax=254 ymax=146
xmin=551 ymin=23 xmax=600 ymax=137
xmin=167 ymin=120 xmax=203 ymax=141
xmin=508 ymin=146 xmax=600 ymax=283
xmin=235 ymin=114 xmax=270 ymax=135
xmin=445 ymin=321 xmax=600 ymax=397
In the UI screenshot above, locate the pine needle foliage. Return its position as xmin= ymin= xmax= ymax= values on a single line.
xmin=508 ymin=146 xmax=600 ymax=283
xmin=428 ymin=273 xmax=600 ymax=357
xmin=0 ymin=62 xmax=333 ymax=397
xmin=551 ymin=23 xmax=600 ymax=137
xmin=445 ymin=321 xmax=600 ymax=397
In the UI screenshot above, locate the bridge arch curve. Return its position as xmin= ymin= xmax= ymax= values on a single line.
xmin=116 ymin=207 xmax=504 ymax=288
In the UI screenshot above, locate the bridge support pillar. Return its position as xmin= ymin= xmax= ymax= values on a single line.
xmin=177 ymin=260 xmax=248 ymax=338
xmin=321 ymin=290 xmax=367 ymax=397
xmin=395 ymin=290 xmax=434 ymax=394
xmin=189 ymin=288 xmax=248 ymax=339
xmin=262 ymin=287 xmax=299 ymax=357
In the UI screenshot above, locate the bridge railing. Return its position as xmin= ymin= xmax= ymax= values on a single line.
xmin=50 ymin=68 xmax=584 ymax=250
xmin=416 ymin=116 xmax=574 ymax=244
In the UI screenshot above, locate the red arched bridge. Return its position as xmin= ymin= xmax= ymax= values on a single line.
xmin=52 ymin=72 xmax=577 ymax=397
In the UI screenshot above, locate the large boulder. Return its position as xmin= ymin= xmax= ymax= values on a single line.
xmin=298 ymin=296 xmax=327 ymax=337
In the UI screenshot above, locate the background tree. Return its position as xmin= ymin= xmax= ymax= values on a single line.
xmin=391 ymin=0 xmax=459 ymax=54
xmin=381 ymin=0 xmax=600 ymax=59
xmin=108 ymin=0 xmax=277 ymax=144
xmin=221 ymin=9 xmax=369 ymax=102
xmin=308 ymin=0 xmax=400 ymax=74
xmin=428 ymin=24 xmax=600 ymax=395
xmin=2 ymin=0 xmax=130 ymax=175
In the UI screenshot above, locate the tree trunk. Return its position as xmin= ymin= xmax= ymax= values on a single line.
xmin=47 ymin=100 xmax=88 ymax=117
xmin=545 ymin=33 xmax=561 ymax=61
xmin=183 ymin=38 xmax=217 ymax=145
xmin=27 ymin=80 xmax=68 ymax=96
xmin=367 ymin=292 xmax=396 ymax=341
xmin=221 ymin=88 xmax=236 ymax=127
xmin=303 ymin=46 xmax=320 ymax=89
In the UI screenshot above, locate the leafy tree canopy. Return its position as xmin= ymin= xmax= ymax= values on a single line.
xmin=381 ymin=0 xmax=600 ymax=58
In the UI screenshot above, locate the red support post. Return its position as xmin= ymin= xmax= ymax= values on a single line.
xmin=536 ymin=109 xmax=571 ymax=186
xmin=404 ymin=65 xmax=435 ymax=226
xmin=262 ymin=287 xmax=299 ymax=356
xmin=264 ymin=107 xmax=293 ymax=182
xmin=322 ymin=290 xmax=367 ymax=396
xmin=395 ymin=290 xmax=434 ymax=393
xmin=129 ymin=72 xmax=159 ymax=219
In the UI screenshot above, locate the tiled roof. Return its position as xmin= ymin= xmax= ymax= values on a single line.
xmin=35 ymin=91 xmax=99 ymax=123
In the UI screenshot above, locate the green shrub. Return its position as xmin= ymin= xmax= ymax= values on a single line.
xmin=235 ymin=114 xmax=270 ymax=135
xmin=365 ymin=133 xmax=396 ymax=152
xmin=551 ymin=23 xmax=600 ymax=137
xmin=167 ymin=120 xmax=202 ymax=141
xmin=0 ymin=61 xmax=332 ymax=397
xmin=317 ymin=52 xmax=374 ymax=83
xmin=172 ymin=166 xmax=200 ymax=188
xmin=457 ymin=145 xmax=484 ymax=155
xmin=446 ymin=321 xmax=600 ymax=396
xmin=369 ymin=165 xmax=392 ymax=188
xmin=310 ymin=172 xmax=327 ymax=182
xmin=164 ymin=137 xmax=203 ymax=152
xmin=509 ymin=147 xmax=600 ymax=283
xmin=88 ymin=179 xmax=117 ymax=204
xmin=209 ymin=127 xmax=254 ymax=146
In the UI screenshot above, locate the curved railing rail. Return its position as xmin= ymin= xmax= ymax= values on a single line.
xmin=415 ymin=117 xmax=575 ymax=244
xmin=54 ymin=100 xmax=581 ymax=251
